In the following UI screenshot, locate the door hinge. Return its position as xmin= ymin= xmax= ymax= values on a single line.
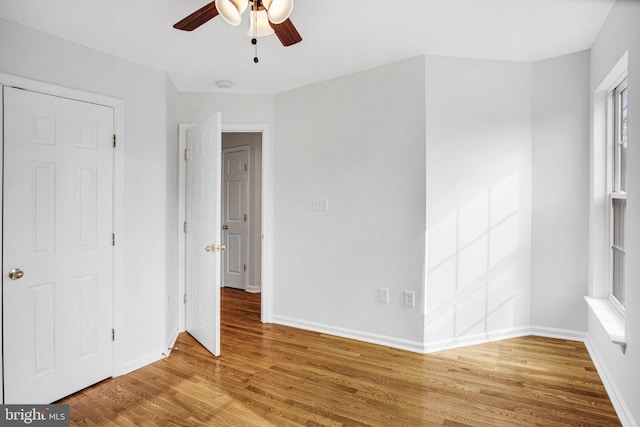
xmin=183 ymin=294 xmax=187 ymax=304
xmin=244 ymin=214 xmax=248 ymax=222
xmin=113 ymin=134 xmax=117 ymax=148
xmin=183 ymin=222 xmax=187 ymax=233
xmin=112 ymin=233 xmax=115 ymax=246
xmin=244 ymin=163 xmax=247 ymax=172
xmin=244 ymin=264 xmax=247 ymax=272
xmin=184 ymin=148 xmax=190 ymax=160
xmin=112 ymin=329 xmax=115 ymax=341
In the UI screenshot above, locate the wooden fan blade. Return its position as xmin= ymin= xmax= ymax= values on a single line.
xmin=270 ymin=18 xmax=302 ymax=47
xmin=173 ymin=1 xmax=219 ymax=31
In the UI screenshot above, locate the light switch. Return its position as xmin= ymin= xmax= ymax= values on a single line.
xmin=378 ymin=288 xmax=389 ymax=303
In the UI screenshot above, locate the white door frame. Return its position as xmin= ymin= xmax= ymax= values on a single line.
xmin=178 ymin=122 xmax=273 ymax=330
xmin=0 ymin=73 xmax=126 ymax=393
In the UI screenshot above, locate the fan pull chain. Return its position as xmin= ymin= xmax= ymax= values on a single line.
xmin=253 ymin=38 xmax=259 ymax=63
xmin=252 ymin=1 xmax=259 ymax=63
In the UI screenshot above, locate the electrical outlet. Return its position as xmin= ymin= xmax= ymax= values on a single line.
xmin=403 ymin=291 xmax=415 ymax=307
xmin=378 ymin=287 xmax=389 ymax=303
xmin=312 ymin=198 xmax=329 ymax=212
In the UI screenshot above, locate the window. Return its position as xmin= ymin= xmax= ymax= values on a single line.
xmin=586 ymin=54 xmax=628 ymax=351
xmin=611 ymin=78 xmax=628 ymax=309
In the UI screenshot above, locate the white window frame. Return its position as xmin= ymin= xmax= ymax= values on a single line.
xmin=609 ymin=77 xmax=628 ymax=314
xmin=586 ymin=52 xmax=627 ymax=353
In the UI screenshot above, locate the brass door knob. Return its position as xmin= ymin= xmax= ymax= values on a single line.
xmin=204 ymin=245 xmax=216 ymax=253
xmin=8 ymin=268 xmax=24 ymax=280
xmin=217 ymin=244 xmax=226 ymax=251
xmin=222 ymin=224 xmax=229 ymax=230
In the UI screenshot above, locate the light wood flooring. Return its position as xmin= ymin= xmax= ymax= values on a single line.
xmin=60 ymin=288 xmax=621 ymax=426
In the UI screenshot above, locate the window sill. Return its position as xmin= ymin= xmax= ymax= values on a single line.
xmin=584 ymin=296 xmax=626 ymax=353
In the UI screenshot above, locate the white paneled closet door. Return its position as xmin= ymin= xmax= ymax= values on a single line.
xmin=3 ymin=87 xmax=114 ymax=403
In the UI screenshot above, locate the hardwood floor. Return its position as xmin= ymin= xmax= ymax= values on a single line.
xmin=61 ymin=288 xmax=621 ymax=426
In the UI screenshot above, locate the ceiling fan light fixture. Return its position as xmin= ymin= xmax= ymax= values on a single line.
xmin=247 ymin=9 xmax=275 ymax=37
xmin=262 ymin=0 xmax=294 ymax=24
xmin=173 ymin=0 xmax=302 ymax=48
xmin=217 ymin=0 xmax=248 ymax=26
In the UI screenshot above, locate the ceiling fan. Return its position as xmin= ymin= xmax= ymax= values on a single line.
xmin=173 ymin=0 xmax=302 ymax=47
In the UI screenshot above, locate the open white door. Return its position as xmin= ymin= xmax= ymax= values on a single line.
xmin=185 ymin=114 xmax=222 ymax=356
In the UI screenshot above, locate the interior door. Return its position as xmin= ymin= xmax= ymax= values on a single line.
xmin=185 ymin=114 xmax=222 ymax=356
xmin=222 ymin=147 xmax=249 ymax=290
xmin=3 ymin=86 xmax=114 ymax=403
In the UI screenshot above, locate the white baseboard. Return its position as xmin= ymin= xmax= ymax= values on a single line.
xmin=246 ymin=283 xmax=261 ymax=293
xmin=272 ymin=315 xmax=425 ymax=353
xmin=528 ymin=325 xmax=587 ymax=342
xmin=163 ymin=330 xmax=180 ymax=357
xmin=584 ymin=336 xmax=638 ymax=427
xmin=120 ymin=350 xmax=166 ymax=376
xmin=423 ymin=326 xmax=532 ymax=353
xmin=270 ymin=318 xmax=592 ymax=356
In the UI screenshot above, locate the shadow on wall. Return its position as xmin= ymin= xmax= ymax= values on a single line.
xmin=426 ymin=172 xmax=521 ymax=349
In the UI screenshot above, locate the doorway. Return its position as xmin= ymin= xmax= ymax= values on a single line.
xmin=221 ymin=133 xmax=262 ymax=293
xmin=177 ymin=123 xmax=272 ymax=337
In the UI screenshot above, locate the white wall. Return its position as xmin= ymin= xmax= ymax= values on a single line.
xmin=588 ymin=1 xmax=640 ymax=425
xmin=178 ymin=92 xmax=274 ymax=125
xmin=424 ymin=56 xmax=533 ymax=350
xmin=272 ymin=57 xmax=427 ymax=350
xmin=0 ymin=19 xmax=175 ymax=373
xmin=531 ymin=51 xmax=590 ymax=333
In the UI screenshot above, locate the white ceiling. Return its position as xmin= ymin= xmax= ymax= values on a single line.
xmin=0 ymin=0 xmax=615 ymax=94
